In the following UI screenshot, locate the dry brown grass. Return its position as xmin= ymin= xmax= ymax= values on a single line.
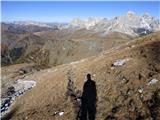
xmin=2 ymin=32 xmax=160 ymax=120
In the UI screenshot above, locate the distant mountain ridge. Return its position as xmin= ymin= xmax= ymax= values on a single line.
xmin=1 ymin=11 xmax=160 ymax=66
xmin=70 ymin=11 xmax=160 ymax=36
xmin=3 ymin=11 xmax=160 ymax=36
xmin=4 ymin=21 xmax=68 ymax=28
xmin=1 ymin=22 xmax=68 ymax=34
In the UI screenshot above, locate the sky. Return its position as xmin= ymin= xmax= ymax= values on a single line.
xmin=1 ymin=1 xmax=160 ymax=22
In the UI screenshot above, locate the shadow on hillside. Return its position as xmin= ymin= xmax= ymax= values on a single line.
xmin=1 ymin=107 xmax=19 ymax=120
xmin=147 ymin=89 xmax=160 ymax=120
xmin=138 ymin=41 xmax=160 ymax=78
xmin=140 ymin=41 xmax=160 ymax=64
xmin=80 ymin=74 xmax=97 ymax=120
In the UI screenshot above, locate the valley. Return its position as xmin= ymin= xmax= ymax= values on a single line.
xmin=1 ymin=11 xmax=160 ymax=120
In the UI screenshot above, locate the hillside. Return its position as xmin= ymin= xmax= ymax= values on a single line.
xmin=1 ymin=27 xmax=133 ymax=66
xmin=2 ymin=11 xmax=159 ymax=67
xmin=2 ymin=32 xmax=160 ymax=120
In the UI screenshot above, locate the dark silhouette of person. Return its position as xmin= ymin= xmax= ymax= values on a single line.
xmin=80 ymin=74 xmax=97 ymax=120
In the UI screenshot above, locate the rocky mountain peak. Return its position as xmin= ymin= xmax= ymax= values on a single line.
xmin=69 ymin=11 xmax=160 ymax=36
xmin=126 ymin=11 xmax=135 ymax=17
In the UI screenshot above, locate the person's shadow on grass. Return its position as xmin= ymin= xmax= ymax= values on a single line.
xmin=80 ymin=74 xmax=97 ymax=120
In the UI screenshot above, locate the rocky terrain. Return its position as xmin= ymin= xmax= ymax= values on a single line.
xmin=70 ymin=11 xmax=160 ymax=36
xmin=1 ymin=12 xmax=159 ymax=67
xmin=1 ymin=11 xmax=160 ymax=120
xmin=1 ymin=32 xmax=160 ymax=120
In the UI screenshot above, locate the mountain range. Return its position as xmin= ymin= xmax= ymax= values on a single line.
xmin=1 ymin=11 xmax=160 ymax=67
xmin=3 ymin=11 xmax=160 ymax=36
xmin=70 ymin=11 xmax=160 ymax=36
xmin=1 ymin=11 xmax=160 ymax=120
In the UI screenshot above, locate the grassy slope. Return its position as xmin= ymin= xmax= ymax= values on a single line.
xmin=3 ymin=32 xmax=160 ymax=120
xmin=1 ymin=28 xmax=133 ymax=67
